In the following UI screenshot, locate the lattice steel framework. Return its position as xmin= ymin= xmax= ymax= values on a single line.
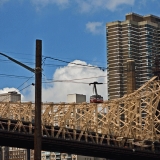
xmin=0 ymin=76 xmax=160 ymax=141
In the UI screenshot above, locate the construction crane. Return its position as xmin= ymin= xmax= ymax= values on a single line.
xmin=89 ymin=82 xmax=103 ymax=103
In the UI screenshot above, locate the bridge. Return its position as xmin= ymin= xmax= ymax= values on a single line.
xmin=0 ymin=76 xmax=160 ymax=159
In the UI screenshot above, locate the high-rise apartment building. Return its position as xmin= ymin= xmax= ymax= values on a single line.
xmin=106 ymin=12 xmax=160 ymax=99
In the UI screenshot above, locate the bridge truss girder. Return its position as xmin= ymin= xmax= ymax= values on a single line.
xmin=0 ymin=76 xmax=160 ymax=141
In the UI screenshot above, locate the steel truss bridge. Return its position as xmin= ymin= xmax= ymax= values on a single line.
xmin=0 ymin=76 xmax=160 ymax=159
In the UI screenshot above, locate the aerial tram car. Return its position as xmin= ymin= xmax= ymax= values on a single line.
xmin=89 ymin=82 xmax=103 ymax=103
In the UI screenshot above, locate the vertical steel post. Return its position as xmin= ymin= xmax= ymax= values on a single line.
xmin=34 ymin=39 xmax=42 ymax=160
xmin=27 ymin=149 xmax=30 ymax=160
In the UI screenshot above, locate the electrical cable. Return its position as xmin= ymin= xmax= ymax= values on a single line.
xmin=43 ymin=55 xmax=107 ymax=64
xmin=16 ymin=74 xmax=35 ymax=90
xmin=42 ymin=80 xmax=89 ymax=84
xmin=0 ymin=52 xmax=106 ymax=70
xmin=42 ymin=81 xmax=107 ymax=84
xmin=1 ymin=51 xmax=107 ymax=66
xmin=0 ymin=58 xmax=35 ymax=65
xmin=0 ymin=73 xmax=34 ymax=79
xmin=42 ymin=75 xmax=107 ymax=84
xmin=0 ymin=73 xmax=106 ymax=82
xmin=45 ymin=75 xmax=107 ymax=81
xmin=0 ymin=58 xmax=103 ymax=69
xmin=19 ymin=83 xmax=35 ymax=92
xmin=0 ymin=51 xmax=33 ymax=56
xmin=43 ymin=56 xmax=107 ymax=70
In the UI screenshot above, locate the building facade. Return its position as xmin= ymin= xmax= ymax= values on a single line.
xmin=106 ymin=12 xmax=160 ymax=99
xmin=0 ymin=92 xmax=22 ymax=160
xmin=0 ymin=91 xmax=21 ymax=102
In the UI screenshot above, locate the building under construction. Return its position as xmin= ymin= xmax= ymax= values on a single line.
xmin=106 ymin=12 xmax=160 ymax=99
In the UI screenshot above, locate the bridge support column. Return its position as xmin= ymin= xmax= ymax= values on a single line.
xmin=1 ymin=147 xmax=5 ymax=160
xmin=29 ymin=123 xmax=32 ymax=134
xmin=7 ymin=120 xmax=10 ymax=131
xmin=27 ymin=149 xmax=30 ymax=160
xmin=51 ymin=126 xmax=54 ymax=137
xmin=85 ymin=132 xmax=88 ymax=142
xmin=96 ymin=133 xmax=98 ymax=144
xmin=62 ymin=128 xmax=65 ymax=139
xmin=73 ymin=130 xmax=76 ymax=140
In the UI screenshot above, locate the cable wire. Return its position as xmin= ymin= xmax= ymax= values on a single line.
xmin=43 ymin=56 xmax=107 ymax=70
xmin=42 ymin=81 xmax=107 ymax=84
xmin=45 ymin=75 xmax=107 ymax=81
xmin=19 ymin=83 xmax=35 ymax=92
xmin=0 ymin=73 xmax=34 ymax=79
xmin=16 ymin=74 xmax=35 ymax=90
xmin=43 ymin=75 xmax=107 ymax=84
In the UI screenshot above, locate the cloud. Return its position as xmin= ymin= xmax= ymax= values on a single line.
xmin=0 ymin=0 xmax=135 ymax=12
xmin=0 ymin=87 xmax=19 ymax=94
xmin=0 ymin=0 xmax=9 ymax=6
xmin=138 ymin=0 xmax=147 ymax=8
xmin=106 ymin=0 xmax=135 ymax=11
xmin=76 ymin=0 xmax=135 ymax=13
xmin=86 ymin=22 xmax=104 ymax=35
xmin=22 ymin=60 xmax=107 ymax=103
xmin=0 ymin=60 xmax=107 ymax=103
xmin=31 ymin=0 xmax=70 ymax=9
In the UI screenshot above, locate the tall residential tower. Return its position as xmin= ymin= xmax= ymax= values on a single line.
xmin=106 ymin=13 xmax=160 ymax=100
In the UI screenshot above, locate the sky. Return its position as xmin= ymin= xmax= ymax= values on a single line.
xmin=0 ymin=0 xmax=159 ymax=103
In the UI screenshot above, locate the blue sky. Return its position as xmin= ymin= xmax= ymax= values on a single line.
xmin=0 ymin=0 xmax=160 ymax=102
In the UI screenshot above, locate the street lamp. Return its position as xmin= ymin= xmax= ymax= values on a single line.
xmin=0 ymin=39 xmax=42 ymax=160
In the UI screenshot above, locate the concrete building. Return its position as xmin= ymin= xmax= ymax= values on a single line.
xmin=8 ymin=148 xmax=27 ymax=160
xmin=0 ymin=91 xmax=21 ymax=102
xmin=67 ymin=94 xmax=86 ymax=103
xmin=106 ymin=12 xmax=160 ymax=99
xmin=0 ymin=92 xmax=22 ymax=160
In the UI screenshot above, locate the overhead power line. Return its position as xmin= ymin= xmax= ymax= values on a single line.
xmin=19 ymin=83 xmax=35 ymax=92
xmin=42 ymin=80 xmax=107 ymax=84
xmin=45 ymin=75 xmax=107 ymax=81
xmin=43 ymin=75 xmax=107 ymax=84
xmin=17 ymin=74 xmax=35 ymax=90
xmin=1 ymin=51 xmax=107 ymax=65
xmin=43 ymin=56 xmax=107 ymax=70
xmin=0 ymin=53 xmax=107 ymax=70
xmin=43 ymin=81 xmax=89 ymax=84
xmin=0 ymin=72 xmax=107 ymax=85
xmin=0 ymin=73 xmax=34 ymax=79
xmin=0 ymin=59 xmax=101 ymax=69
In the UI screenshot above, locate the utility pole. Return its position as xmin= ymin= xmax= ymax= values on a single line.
xmin=0 ymin=40 xmax=42 ymax=159
xmin=34 ymin=39 xmax=42 ymax=160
